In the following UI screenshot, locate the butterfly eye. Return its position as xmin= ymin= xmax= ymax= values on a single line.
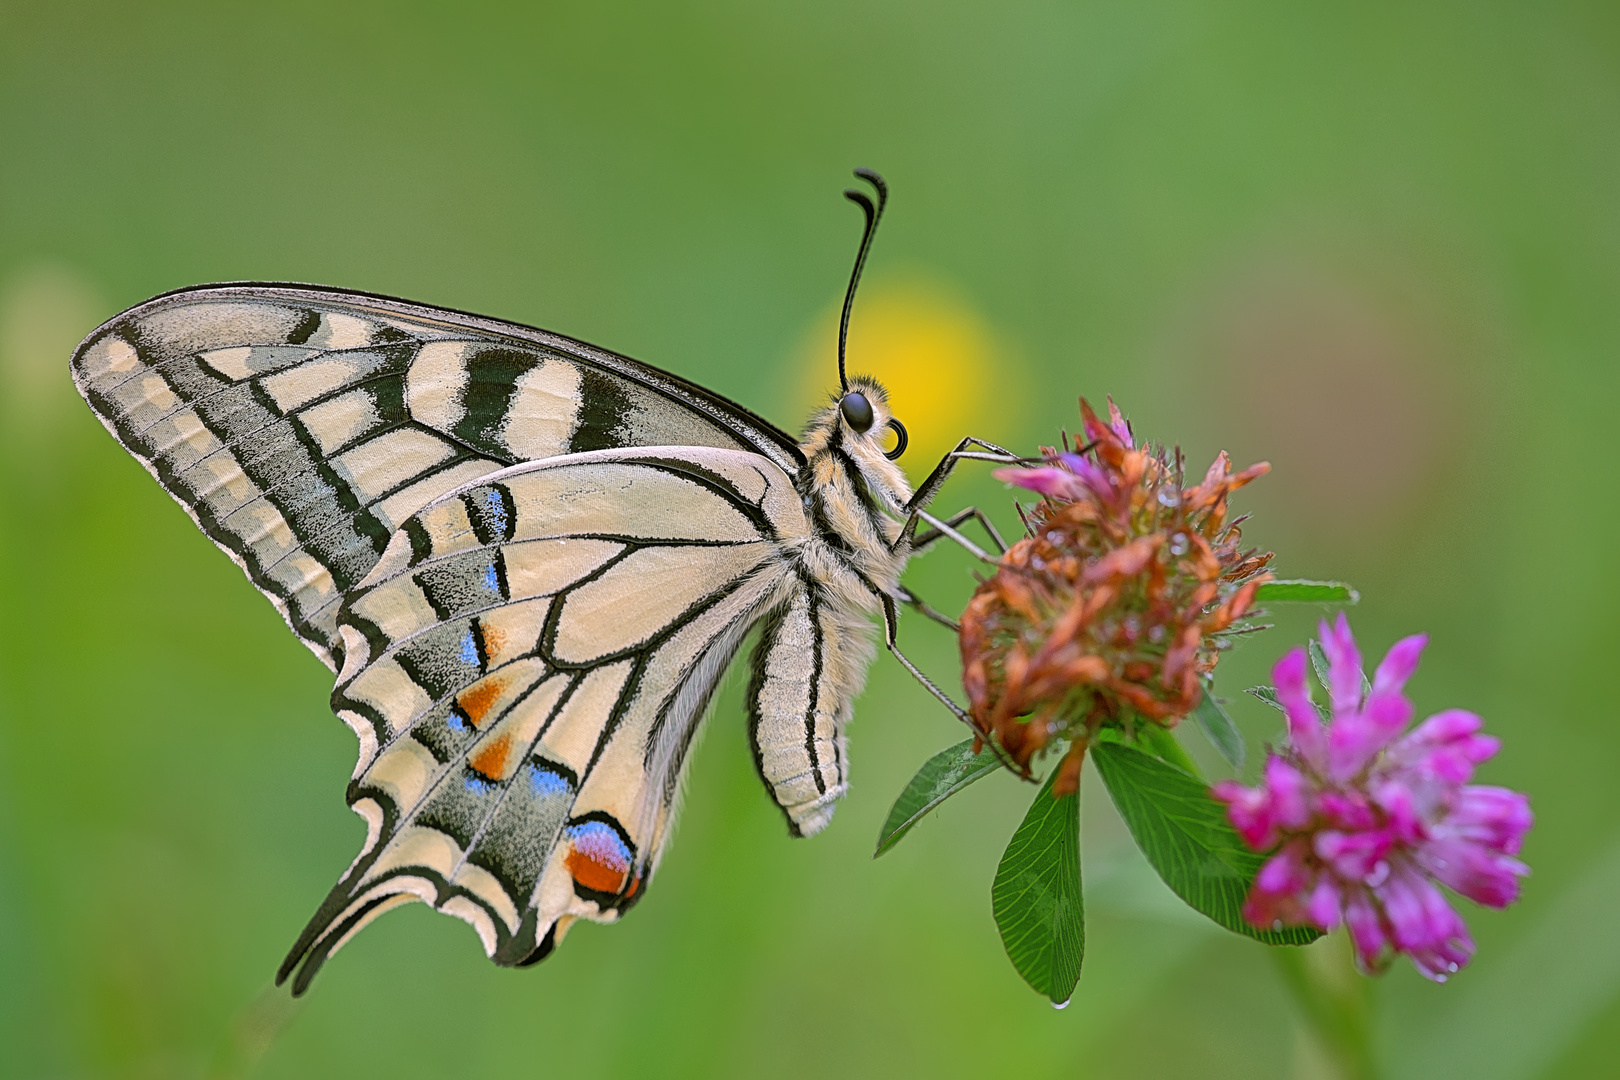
xmin=839 ymin=391 xmax=875 ymax=434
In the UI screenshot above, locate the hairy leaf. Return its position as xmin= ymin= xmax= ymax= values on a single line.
xmin=1091 ymin=740 xmax=1319 ymax=946
xmin=875 ymin=738 xmax=1002 ymax=857
xmin=992 ymin=769 xmax=1084 ymax=1003
xmin=1247 ymin=684 xmax=1285 ymax=713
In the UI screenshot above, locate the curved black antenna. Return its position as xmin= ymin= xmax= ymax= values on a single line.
xmin=883 ymin=417 xmax=909 ymax=460
xmin=837 ymin=168 xmax=888 ymax=393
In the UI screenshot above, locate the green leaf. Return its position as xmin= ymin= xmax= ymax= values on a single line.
xmin=1091 ymin=740 xmax=1319 ymax=946
xmin=1247 ymin=684 xmax=1285 ymax=713
xmin=992 ymin=768 xmax=1084 ymax=1004
xmin=1193 ymin=689 xmax=1246 ymax=770
xmin=874 ymin=738 xmax=1003 ymax=857
xmin=1255 ymin=579 xmax=1360 ymax=605
xmin=1136 ymin=721 xmax=1205 ymax=780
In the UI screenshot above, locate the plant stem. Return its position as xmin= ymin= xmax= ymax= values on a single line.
xmin=1272 ymin=935 xmax=1377 ymax=1080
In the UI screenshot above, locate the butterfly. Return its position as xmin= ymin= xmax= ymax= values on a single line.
xmin=70 ymin=170 xmax=1014 ymax=994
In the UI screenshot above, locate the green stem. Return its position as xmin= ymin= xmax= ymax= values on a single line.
xmin=1271 ymin=936 xmax=1377 ymax=1080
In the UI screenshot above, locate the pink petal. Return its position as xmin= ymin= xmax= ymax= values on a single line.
xmin=1380 ymin=871 xmax=1475 ymax=981
xmin=1379 ymin=864 xmax=1466 ymax=955
xmin=1403 ymin=708 xmax=1484 ymax=746
xmin=1372 ymin=634 xmax=1428 ymax=697
xmin=1447 ymin=785 xmax=1534 ymax=856
xmin=1328 ymin=689 xmax=1414 ymax=782
xmin=1264 ymin=757 xmax=1311 ymax=830
xmin=1317 ymin=790 xmax=1379 ymax=831
xmin=1305 ymin=877 xmax=1343 ymax=929
xmin=1213 ymin=780 xmax=1278 ymax=850
xmin=1243 ymin=840 xmax=1314 ymax=929
xmin=1273 ymin=648 xmax=1326 ymax=767
xmin=995 ymin=465 xmax=1081 ymax=500
xmin=1058 ymin=453 xmax=1117 ymax=504
xmin=1370 ymin=778 xmax=1425 ymax=844
xmin=1105 ymin=396 xmax=1133 ymax=447
xmin=1254 ymin=840 xmax=1312 ymax=897
xmin=1408 ymin=932 xmax=1475 ymax=982
xmin=1314 ymin=829 xmax=1392 ymax=881
xmin=1417 ymin=838 xmax=1529 ymax=908
xmin=1393 ymin=710 xmax=1497 ymax=784
xmin=1342 ymin=889 xmax=1389 ymax=972
xmin=1318 ymin=613 xmax=1365 ymax=718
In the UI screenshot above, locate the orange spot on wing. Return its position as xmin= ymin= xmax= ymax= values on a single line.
xmin=456 ymin=675 xmax=508 ymax=728
xmin=469 ymin=733 xmax=512 ymax=781
xmin=479 ymin=622 xmax=508 ymax=660
xmin=566 ymin=847 xmax=628 ymax=895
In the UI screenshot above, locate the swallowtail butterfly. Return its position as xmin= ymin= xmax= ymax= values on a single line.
xmin=70 ymin=171 xmax=1012 ymax=994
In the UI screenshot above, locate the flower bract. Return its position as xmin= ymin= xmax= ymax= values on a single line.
xmin=959 ymin=398 xmax=1271 ymax=794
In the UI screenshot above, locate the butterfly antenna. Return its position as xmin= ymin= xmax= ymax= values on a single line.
xmin=837 ymin=168 xmax=888 ymax=393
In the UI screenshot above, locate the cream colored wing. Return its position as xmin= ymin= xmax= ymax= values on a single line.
xmin=278 ymin=446 xmax=810 ymax=993
xmin=70 ymin=284 xmax=803 ymax=669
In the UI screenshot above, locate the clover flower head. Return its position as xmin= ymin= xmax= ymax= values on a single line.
xmin=959 ymin=398 xmax=1272 ymax=795
xmin=1213 ymin=614 xmax=1532 ymax=981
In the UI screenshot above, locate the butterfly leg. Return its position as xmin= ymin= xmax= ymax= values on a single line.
xmin=897 ymin=586 xmax=960 ymax=632
xmin=911 ymin=506 xmax=1007 ymax=555
xmin=878 ymin=592 xmax=1025 ymax=774
xmin=878 ymin=592 xmax=974 ymax=726
xmin=892 ymin=437 xmax=1020 ymax=554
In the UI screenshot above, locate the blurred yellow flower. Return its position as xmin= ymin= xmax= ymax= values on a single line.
xmin=781 ymin=275 xmax=1013 ymax=477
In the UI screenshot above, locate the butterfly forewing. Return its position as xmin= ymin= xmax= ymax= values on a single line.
xmin=71 ymin=284 xmax=802 ymax=669
xmin=281 ymin=447 xmax=810 ymax=992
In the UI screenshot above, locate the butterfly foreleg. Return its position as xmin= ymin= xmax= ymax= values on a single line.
xmin=892 ymin=436 xmax=1020 ymax=553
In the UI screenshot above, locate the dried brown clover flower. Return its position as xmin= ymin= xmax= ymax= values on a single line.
xmin=960 ymin=399 xmax=1272 ymax=795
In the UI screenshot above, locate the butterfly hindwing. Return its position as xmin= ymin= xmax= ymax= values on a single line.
xmin=279 ymin=446 xmax=811 ymax=992
xmin=70 ymin=283 xmax=802 ymax=670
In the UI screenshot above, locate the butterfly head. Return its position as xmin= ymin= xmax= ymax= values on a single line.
xmin=799 ymin=375 xmax=912 ymax=505
xmin=837 ymin=377 xmax=908 ymax=461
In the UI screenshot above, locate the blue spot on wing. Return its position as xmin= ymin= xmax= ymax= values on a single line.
xmin=527 ymin=764 xmax=571 ymax=799
xmin=483 ymin=488 xmax=509 ymax=539
xmin=564 ymin=820 xmax=631 ymax=872
xmin=447 ymin=711 xmax=470 ymax=735
xmin=459 ymin=628 xmax=478 ymax=665
xmin=464 ymin=774 xmax=497 ymax=795
xmin=484 ymin=562 xmax=500 ymax=593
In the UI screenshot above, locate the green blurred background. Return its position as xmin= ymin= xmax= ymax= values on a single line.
xmin=2 ymin=2 xmax=1616 ymax=1077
